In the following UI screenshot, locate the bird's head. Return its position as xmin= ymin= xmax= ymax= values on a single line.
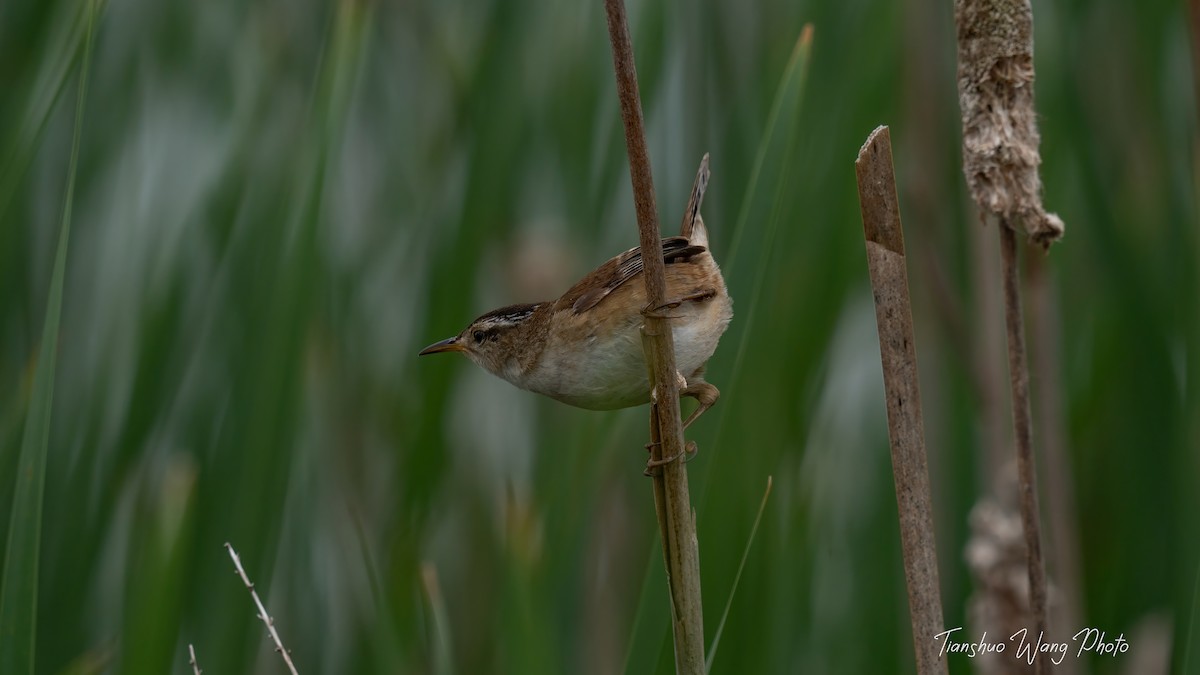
xmin=418 ymin=303 xmax=542 ymax=380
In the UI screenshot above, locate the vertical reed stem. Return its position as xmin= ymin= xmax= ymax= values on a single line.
xmin=999 ymin=224 xmax=1049 ymax=673
xmin=602 ymin=1 xmax=705 ymax=672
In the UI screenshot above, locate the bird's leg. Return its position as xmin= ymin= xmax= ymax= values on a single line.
xmin=644 ymin=400 xmax=662 ymax=475
xmin=680 ymin=380 xmax=720 ymax=429
xmin=644 ymin=371 xmax=709 ymax=475
xmin=641 ymin=289 xmax=717 ymax=319
xmin=644 ymin=390 xmax=693 ymax=475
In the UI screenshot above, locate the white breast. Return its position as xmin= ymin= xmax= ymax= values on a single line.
xmin=517 ymin=293 xmax=732 ymax=411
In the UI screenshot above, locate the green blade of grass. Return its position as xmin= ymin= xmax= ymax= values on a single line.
xmin=420 ymin=562 xmax=455 ymax=675
xmin=621 ymin=533 xmax=671 ymax=675
xmin=0 ymin=1 xmax=98 ymax=673
xmin=119 ymin=459 xmax=197 ymax=675
xmin=0 ymin=0 xmax=101 ymax=224
xmin=201 ymin=2 xmax=372 ymax=671
xmin=705 ymin=476 xmax=773 ymax=673
xmin=720 ymin=24 xmax=814 ymax=282
xmin=697 ymin=25 xmax=812 ymax=503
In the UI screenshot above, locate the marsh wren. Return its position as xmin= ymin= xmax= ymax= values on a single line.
xmin=420 ymin=154 xmax=732 ymax=434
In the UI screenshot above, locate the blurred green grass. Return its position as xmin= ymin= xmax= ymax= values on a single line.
xmin=0 ymin=0 xmax=1196 ymax=673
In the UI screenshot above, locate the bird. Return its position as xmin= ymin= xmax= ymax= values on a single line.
xmin=419 ymin=154 xmax=732 ymax=449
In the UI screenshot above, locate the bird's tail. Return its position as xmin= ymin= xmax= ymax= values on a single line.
xmin=679 ymin=153 xmax=711 ymax=242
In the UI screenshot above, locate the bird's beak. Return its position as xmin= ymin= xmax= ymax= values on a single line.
xmin=419 ymin=336 xmax=466 ymax=356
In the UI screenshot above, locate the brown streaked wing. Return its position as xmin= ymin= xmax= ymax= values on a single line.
xmin=565 ymin=237 xmax=706 ymax=314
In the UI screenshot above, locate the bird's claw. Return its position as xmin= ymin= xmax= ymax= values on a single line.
xmin=643 ymin=440 xmax=698 ymax=476
xmin=642 ymin=300 xmax=685 ymax=320
xmin=643 ymin=290 xmax=717 ymax=320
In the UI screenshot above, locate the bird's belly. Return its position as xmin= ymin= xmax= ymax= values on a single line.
xmin=671 ymin=300 xmax=729 ymax=375
xmin=521 ymin=298 xmax=731 ymax=411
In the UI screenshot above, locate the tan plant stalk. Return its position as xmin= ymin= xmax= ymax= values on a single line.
xmin=855 ymin=125 xmax=949 ymax=675
xmin=602 ymin=0 xmax=704 ymax=671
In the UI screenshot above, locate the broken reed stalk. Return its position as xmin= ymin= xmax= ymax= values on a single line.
xmin=955 ymin=0 xmax=1062 ymax=667
xmin=854 ymin=126 xmax=949 ymax=675
xmin=602 ymin=0 xmax=704 ymax=672
xmin=224 ymin=543 xmax=299 ymax=675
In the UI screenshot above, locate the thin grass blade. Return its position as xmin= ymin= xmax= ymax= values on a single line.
xmin=721 ymin=24 xmax=813 ymax=280
xmin=621 ymin=536 xmax=671 ymax=674
xmin=0 ymin=2 xmax=98 ymax=673
xmin=705 ymin=476 xmax=773 ymax=673
xmin=698 ymin=26 xmax=812 ymax=504
xmin=421 ymin=563 xmax=455 ymax=675
xmin=0 ymin=0 xmax=102 ymax=223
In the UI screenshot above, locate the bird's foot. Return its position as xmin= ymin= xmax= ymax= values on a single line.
xmin=644 ymin=440 xmax=698 ymax=476
xmin=641 ymin=290 xmax=716 ymax=320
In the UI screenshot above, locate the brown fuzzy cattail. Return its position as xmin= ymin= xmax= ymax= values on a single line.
xmin=955 ymin=0 xmax=1064 ymax=247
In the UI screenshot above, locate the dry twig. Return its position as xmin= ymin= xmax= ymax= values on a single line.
xmin=602 ymin=0 xmax=704 ymax=671
xmin=188 ymin=643 xmax=201 ymax=675
xmin=855 ymin=125 xmax=949 ymax=675
xmin=225 ymin=543 xmax=299 ymax=675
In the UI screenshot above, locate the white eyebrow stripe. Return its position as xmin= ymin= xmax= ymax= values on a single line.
xmin=476 ymin=303 xmax=541 ymax=329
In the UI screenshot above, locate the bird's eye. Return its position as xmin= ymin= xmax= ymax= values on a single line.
xmin=472 ymin=330 xmax=486 ymax=344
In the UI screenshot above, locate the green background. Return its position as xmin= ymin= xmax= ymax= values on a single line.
xmin=1 ymin=0 xmax=1196 ymax=673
